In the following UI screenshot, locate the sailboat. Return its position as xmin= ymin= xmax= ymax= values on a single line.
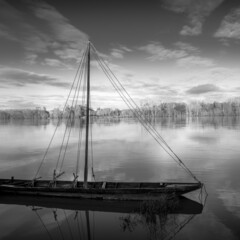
xmin=0 ymin=41 xmax=202 ymax=200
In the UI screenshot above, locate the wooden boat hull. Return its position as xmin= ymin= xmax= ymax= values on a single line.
xmin=0 ymin=179 xmax=202 ymax=201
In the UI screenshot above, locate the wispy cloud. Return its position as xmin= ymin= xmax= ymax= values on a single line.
xmin=177 ymin=55 xmax=215 ymax=67
xmin=0 ymin=1 xmax=50 ymax=52
xmin=138 ymin=41 xmax=214 ymax=67
xmin=162 ymin=0 xmax=224 ymax=36
xmin=0 ymin=23 xmax=19 ymax=41
xmin=0 ymin=94 xmax=68 ymax=110
xmin=214 ymin=7 xmax=240 ymax=40
xmin=139 ymin=83 xmax=178 ymax=97
xmin=0 ymin=67 xmax=68 ymax=88
xmin=120 ymin=46 xmax=132 ymax=52
xmin=186 ymin=84 xmax=221 ymax=94
xmin=29 ymin=1 xmax=88 ymax=59
xmin=110 ymin=45 xmax=132 ymax=59
xmin=110 ymin=49 xmax=124 ymax=59
xmin=174 ymin=41 xmax=200 ymax=53
xmin=42 ymin=58 xmax=71 ymax=69
xmin=3 ymin=99 xmax=40 ymax=109
xmin=0 ymin=0 xmax=88 ymax=67
xmin=138 ymin=42 xmax=187 ymax=61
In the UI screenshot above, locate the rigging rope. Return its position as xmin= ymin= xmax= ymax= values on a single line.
xmin=75 ymin=212 xmax=83 ymax=240
xmin=33 ymin=48 xmax=88 ymax=180
xmin=63 ymin=210 xmax=74 ymax=240
xmin=90 ymin=43 xmax=200 ymax=182
xmin=75 ymin=60 xmax=87 ymax=176
xmin=79 ymin=211 xmax=86 ymax=239
xmin=53 ymin=210 xmax=65 ymax=240
xmin=90 ymin=94 xmax=95 ymax=181
xmin=33 ymin=208 xmax=54 ymax=240
xmin=56 ymin=48 xmax=87 ymax=174
xmin=58 ymin=49 xmax=87 ymax=173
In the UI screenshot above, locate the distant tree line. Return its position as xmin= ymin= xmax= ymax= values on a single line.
xmin=50 ymin=101 xmax=240 ymax=119
xmin=95 ymin=101 xmax=240 ymax=118
xmin=94 ymin=101 xmax=240 ymax=118
xmin=50 ymin=105 xmax=95 ymax=119
xmin=136 ymin=101 xmax=240 ymax=118
xmin=0 ymin=107 xmax=50 ymax=120
xmin=1 ymin=100 xmax=240 ymax=120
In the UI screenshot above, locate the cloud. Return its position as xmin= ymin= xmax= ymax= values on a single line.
xmin=42 ymin=58 xmax=71 ymax=69
xmin=25 ymin=54 xmax=38 ymax=65
xmin=138 ymin=42 xmax=187 ymax=61
xmin=0 ymin=67 xmax=68 ymax=87
xmin=29 ymin=1 xmax=88 ymax=56
xmin=120 ymin=46 xmax=132 ymax=52
xmin=214 ymin=7 xmax=240 ymax=40
xmin=0 ymin=0 xmax=88 ymax=67
xmin=110 ymin=49 xmax=124 ymax=59
xmin=162 ymin=0 xmax=224 ymax=36
xmin=3 ymin=99 xmax=40 ymax=109
xmin=174 ymin=41 xmax=199 ymax=53
xmin=186 ymin=84 xmax=221 ymax=94
xmin=139 ymin=41 xmax=214 ymax=67
xmin=110 ymin=45 xmax=132 ymax=59
xmin=0 ymin=1 xmax=49 ymax=51
xmin=0 ymin=23 xmax=19 ymax=41
xmin=54 ymin=49 xmax=84 ymax=61
xmin=141 ymin=83 xmax=178 ymax=96
xmin=180 ymin=22 xmax=202 ymax=36
xmin=177 ymin=55 xmax=215 ymax=67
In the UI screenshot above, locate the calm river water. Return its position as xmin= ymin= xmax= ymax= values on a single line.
xmin=0 ymin=116 xmax=240 ymax=240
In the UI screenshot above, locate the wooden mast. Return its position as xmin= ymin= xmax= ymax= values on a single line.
xmin=84 ymin=41 xmax=91 ymax=188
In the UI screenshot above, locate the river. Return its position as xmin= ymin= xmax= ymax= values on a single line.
xmin=0 ymin=116 xmax=239 ymax=240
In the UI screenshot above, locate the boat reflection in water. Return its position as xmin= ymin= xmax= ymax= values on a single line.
xmin=0 ymin=194 xmax=204 ymax=240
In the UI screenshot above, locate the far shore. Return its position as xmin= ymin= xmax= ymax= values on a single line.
xmin=1 ymin=100 xmax=240 ymax=120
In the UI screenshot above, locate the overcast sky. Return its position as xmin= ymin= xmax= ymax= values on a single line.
xmin=0 ymin=0 xmax=240 ymax=109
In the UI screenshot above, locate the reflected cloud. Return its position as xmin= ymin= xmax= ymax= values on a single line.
xmin=189 ymin=134 xmax=219 ymax=144
xmin=218 ymin=189 xmax=240 ymax=218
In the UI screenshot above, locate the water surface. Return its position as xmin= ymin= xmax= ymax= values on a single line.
xmin=0 ymin=116 xmax=240 ymax=240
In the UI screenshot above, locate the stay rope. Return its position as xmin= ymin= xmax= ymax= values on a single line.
xmin=56 ymin=47 xmax=87 ymax=174
xmin=90 ymin=95 xmax=95 ymax=181
xmin=58 ymin=49 xmax=87 ymax=173
xmin=75 ymin=53 xmax=88 ymax=176
xmin=33 ymin=47 xmax=88 ymax=180
xmin=91 ymin=43 xmax=200 ymax=183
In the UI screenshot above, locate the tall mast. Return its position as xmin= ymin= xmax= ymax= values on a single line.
xmin=84 ymin=41 xmax=90 ymax=188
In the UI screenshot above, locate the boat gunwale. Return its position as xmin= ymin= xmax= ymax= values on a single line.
xmin=0 ymin=179 xmax=201 ymax=190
